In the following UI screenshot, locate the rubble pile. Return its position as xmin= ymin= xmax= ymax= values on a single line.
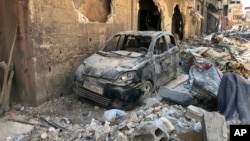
xmin=2 ymin=33 xmax=249 ymax=141
xmin=181 ymin=33 xmax=250 ymax=79
xmin=1 ymin=97 xmax=207 ymax=141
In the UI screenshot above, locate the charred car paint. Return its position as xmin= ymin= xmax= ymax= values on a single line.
xmin=73 ymin=31 xmax=179 ymax=109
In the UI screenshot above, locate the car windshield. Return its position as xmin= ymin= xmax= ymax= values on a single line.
xmin=102 ymin=34 xmax=152 ymax=53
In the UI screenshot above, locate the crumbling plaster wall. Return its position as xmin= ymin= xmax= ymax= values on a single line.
xmin=18 ymin=0 xmax=137 ymax=106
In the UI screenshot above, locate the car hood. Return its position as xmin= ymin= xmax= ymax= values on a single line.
xmin=82 ymin=51 xmax=145 ymax=79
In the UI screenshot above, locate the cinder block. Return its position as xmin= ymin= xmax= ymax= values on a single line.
xmin=202 ymin=112 xmax=228 ymax=141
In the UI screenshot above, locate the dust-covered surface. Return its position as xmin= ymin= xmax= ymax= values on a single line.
xmin=0 ymin=95 xmax=106 ymax=140
xmin=1 ymin=33 xmax=249 ymax=140
xmin=0 ymin=93 xmax=202 ymax=141
xmin=0 ymin=71 xmax=227 ymax=141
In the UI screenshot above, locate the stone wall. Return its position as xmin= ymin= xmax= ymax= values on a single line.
xmin=0 ymin=0 xmax=18 ymax=63
xmin=15 ymin=0 xmax=137 ymax=106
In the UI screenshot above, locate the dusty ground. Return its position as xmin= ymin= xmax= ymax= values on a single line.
xmin=0 ymin=94 xmax=102 ymax=140
xmin=0 ymin=93 xmax=147 ymax=140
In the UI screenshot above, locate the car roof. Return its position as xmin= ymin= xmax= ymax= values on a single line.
xmin=113 ymin=30 xmax=173 ymax=38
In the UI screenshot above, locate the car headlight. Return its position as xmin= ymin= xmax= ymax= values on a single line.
xmin=118 ymin=71 xmax=137 ymax=82
xmin=74 ymin=63 xmax=85 ymax=83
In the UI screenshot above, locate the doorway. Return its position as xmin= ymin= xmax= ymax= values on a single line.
xmin=138 ymin=0 xmax=161 ymax=31
xmin=172 ymin=5 xmax=184 ymax=40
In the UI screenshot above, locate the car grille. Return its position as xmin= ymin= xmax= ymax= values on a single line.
xmin=76 ymin=86 xmax=111 ymax=106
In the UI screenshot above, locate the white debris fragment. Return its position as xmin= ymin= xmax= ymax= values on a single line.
xmin=103 ymin=109 xmax=126 ymax=122
xmin=128 ymin=112 xmax=138 ymax=122
xmin=160 ymin=117 xmax=175 ymax=132
xmin=41 ymin=132 xmax=48 ymax=139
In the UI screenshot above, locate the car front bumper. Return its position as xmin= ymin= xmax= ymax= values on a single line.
xmin=73 ymin=80 xmax=142 ymax=108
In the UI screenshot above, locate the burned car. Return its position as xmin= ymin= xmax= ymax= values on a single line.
xmin=73 ymin=31 xmax=179 ymax=109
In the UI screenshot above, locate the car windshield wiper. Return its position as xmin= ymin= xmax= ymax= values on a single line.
xmin=111 ymin=51 xmax=146 ymax=58
xmin=97 ymin=51 xmax=121 ymax=57
xmin=98 ymin=50 xmax=145 ymax=58
xmin=97 ymin=51 xmax=111 ymax=56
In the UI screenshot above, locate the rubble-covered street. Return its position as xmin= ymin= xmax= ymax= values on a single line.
xmin=0 ymin=92 xmax=227 ymax=141
xmin=2 ymin=32 xmax=250 ymax=140
xmin=1 ymin=0 xmax=250 ymax=141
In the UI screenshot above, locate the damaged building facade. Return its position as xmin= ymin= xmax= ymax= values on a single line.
xmin=0 ymin=0 xmax=224 ymax=106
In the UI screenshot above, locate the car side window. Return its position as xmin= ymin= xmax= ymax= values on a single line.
xmin=165 ymin=35 xmax=176 ymax=48
xmin=153 ymin=36 xmax=167 ymax=55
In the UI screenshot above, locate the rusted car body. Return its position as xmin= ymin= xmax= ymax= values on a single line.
xmin=73 ymin=31 xmax=179 ymax=109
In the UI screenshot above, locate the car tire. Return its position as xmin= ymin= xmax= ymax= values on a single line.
xmin=138 ymin=81 xmax=153 ymax=105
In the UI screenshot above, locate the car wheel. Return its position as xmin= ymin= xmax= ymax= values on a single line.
xmin=138 ymin=81 xmax=153 ymax=105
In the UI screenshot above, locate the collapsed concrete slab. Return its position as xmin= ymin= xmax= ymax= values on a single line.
xmin=158 ymin=86 xmax=194 ymax=106
xmin=185 ymin=105 xmax=228 ymax=141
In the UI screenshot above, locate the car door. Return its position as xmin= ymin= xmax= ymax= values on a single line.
xmin=165 ymin=34 xmax=179 ymax=79
xmin=152 ymin=35 xmax=172 ymax=87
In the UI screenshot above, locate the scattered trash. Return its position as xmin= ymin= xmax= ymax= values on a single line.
xmin=103 ymin=109 xmax=127 ymax=122
xmin=6 ymin=136 xmax=12 ymax=141
xmin=15 ymin=134 xmax=24 ymax=141
xmin=59 ymin=118 xmax=70 ymax=127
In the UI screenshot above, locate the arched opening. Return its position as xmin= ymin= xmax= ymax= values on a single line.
xmin=138 ymin=0 xmax=161 ymax=31
xmin=172 ymin=5 xmax=184 ymax=40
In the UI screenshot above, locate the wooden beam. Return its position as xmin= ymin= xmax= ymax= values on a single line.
xmin=0 ymin=24 xmax=18 ymax=104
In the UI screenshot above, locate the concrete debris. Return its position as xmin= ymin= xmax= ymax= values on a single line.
xmin=115 ymin=131 xmax=128 ymax=141
xmin=131 ymin=120 xmax=169 ymax=141
xmin=179 ymin=130 xmax=202 ymax=141
xmin=186 ymin=105 xmax=208 ymax=121
xmin=182 ymin=33 xmax=250 ymax=80
xmin=158 ymin=86 xmax=194 ymax=106
xmin=159 ymin=117 xmax=175 ymax=132
xmin=128 ymin=111 xmax=139 ymax=122
xmin=0 ymin=90 xmax=232 ymax=141
xmin=0 ymin=94 xmax=211 ymax=141
xmin=143 ymin=98 xmax=162 ymax=109
xmin=40 ymin=132 xmax=47 ymax=139
xmin=202 ymin=112 xmax=228 ymax=141
xmin=1 ymin=32 xmax=248 ymax=140
xmin=59 ymin=118 xmax=70 ymax=127
xmin=95 ymin=121 xmax=110 ymax=141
